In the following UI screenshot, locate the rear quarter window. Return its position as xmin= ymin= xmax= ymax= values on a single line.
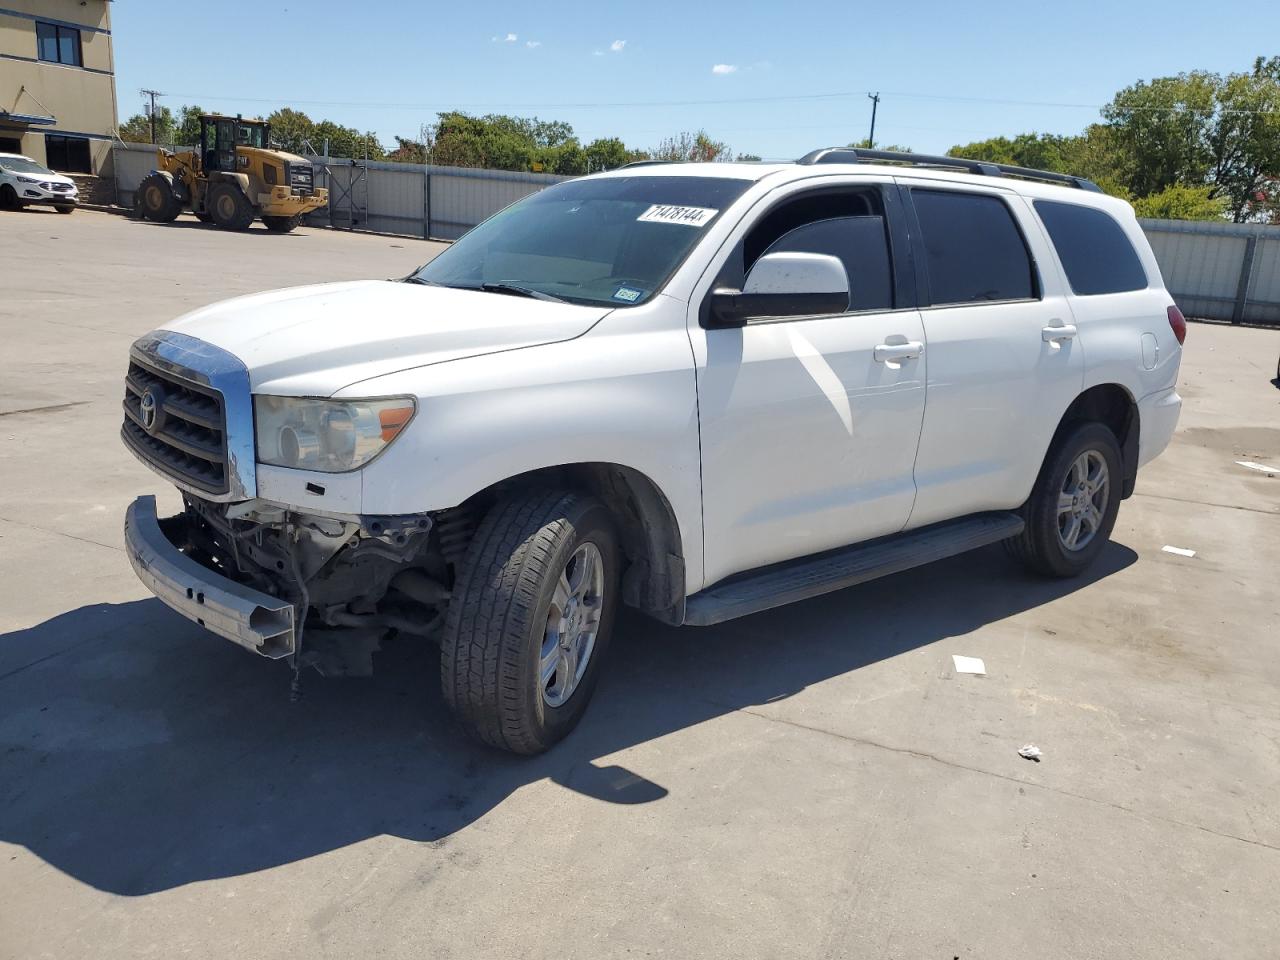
xmin=1034 ymin=200 xmax=1148 ymax=296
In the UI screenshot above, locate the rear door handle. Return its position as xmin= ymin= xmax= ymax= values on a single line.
xmin=874 ymin=341 xmax=924 ymax=363
xmin=1042 ymin=323 xmax=1078 ymax=343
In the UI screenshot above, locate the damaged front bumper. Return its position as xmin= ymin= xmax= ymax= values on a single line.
xmin=124 ymin=495 xmax=296 ymax=658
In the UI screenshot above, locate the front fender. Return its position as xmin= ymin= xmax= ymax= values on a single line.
xmin=336 ymin=305 xmax=706 ymax=592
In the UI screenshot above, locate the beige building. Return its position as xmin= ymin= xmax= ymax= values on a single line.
xmin=0 ymin=0 xmax=117 ymax=175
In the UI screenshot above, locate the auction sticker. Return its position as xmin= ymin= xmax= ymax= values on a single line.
xmin=637 ymin=204 xmax=719 ymax=227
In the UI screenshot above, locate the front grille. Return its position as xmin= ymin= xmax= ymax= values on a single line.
xmin=288 ymin=164 xmax=314 ymax=195
xmin=51 ymin=183 xmax=73 ymax=193
xmin=122 ymin=359 xmax=229 ymax=494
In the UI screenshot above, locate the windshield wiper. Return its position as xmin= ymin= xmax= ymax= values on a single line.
xmin=400 ymin=275 xmax=439 ymax=286
xmin=479 ymin=282 xmax=565 ymax=303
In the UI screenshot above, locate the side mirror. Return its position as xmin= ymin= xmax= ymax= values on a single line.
xmin=707 ymin=252 xmax=850 ymax=327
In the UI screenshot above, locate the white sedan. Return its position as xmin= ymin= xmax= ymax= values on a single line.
xmin=0 ymin=153 xmax=78 ymax=213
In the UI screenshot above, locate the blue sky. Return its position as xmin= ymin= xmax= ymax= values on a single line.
xmin=112 ymin=0 xmax=1267 ymax=159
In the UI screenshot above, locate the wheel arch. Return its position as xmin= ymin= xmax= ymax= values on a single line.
xmin=456 ymin=462 xmax=686 ymax=625
xmin=1052 ymin=383 xmax=1140 ymax=499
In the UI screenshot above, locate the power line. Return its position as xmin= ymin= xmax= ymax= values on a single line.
xmin=154 ymin=87 xmax=1280 ymax=116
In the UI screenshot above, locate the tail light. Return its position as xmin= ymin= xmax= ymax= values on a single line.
xmin=1167 ymin=305 xmax=1187 ymax=345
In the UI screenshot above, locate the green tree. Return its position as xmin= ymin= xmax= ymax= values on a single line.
xmin=1207 ymin=56 xmax=1280 ymax=220
xmin=387 ymin=135 xmax=427 ymax=164
xmin=1131 ymin=183 xmax=1228 ymax=220
xmin=649 ymin=130 xmax=732 ymax=162
xmin=119 ymin=105 xmax=175 ymax=144
xmin=736 ymin=152 xmax=762 ymax=162
xmin=585 ymin=137 xmax=637 ymax=171
xmin=1102 ymin=71 xmax=1219 ymax=197
xmin=848 ymin=138 xmax=913 ymax=153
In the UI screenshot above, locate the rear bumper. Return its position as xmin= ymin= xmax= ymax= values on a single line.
xmin=124 ymin=495 xmax=296 ymax=658
xmin=1137 ymin=386 xmax=1182 ymax=468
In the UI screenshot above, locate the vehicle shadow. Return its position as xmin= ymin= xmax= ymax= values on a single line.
xmin=127 ymin=218 xmax=306 ymax=235
xmin=0 ymin=542 xmax=1136 ymax=895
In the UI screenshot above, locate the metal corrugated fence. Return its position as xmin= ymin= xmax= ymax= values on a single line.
xmin=1138 ymin=218 xmax=1280 ymax=326
xmin=112 ymin=144 xmax=1279 ymax=324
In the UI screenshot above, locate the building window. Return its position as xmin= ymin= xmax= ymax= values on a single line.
xmin=45 ymin=135 xmax=92 ymax=174
xmin=0 ymin=136 xmax=23 ymax=155
xmin=36 ymin=22 xmax=83 ymax=67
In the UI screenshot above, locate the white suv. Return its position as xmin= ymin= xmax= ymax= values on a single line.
xmin=0 ymin=153 xmax=78 ymax=213
xmin=121 ymin=148 xmax=1184 ymax=753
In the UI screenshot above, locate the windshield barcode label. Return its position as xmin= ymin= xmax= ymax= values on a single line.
xmin=637 ymin=204 xmax=719 ymax=227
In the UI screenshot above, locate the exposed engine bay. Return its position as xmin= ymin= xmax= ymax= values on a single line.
xmin=168 ymin=494 xmax=472 ymax=676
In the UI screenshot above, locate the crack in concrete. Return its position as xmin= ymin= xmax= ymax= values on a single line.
xmin=1134 ymin=491 xmax=1280 ymax=516
xmin=729 ymin=704 xmax=1280 ymax=855
xmin=0 ymin=515 xmax=121 ymax=552
xmin=0 ymin=401 xmax=90 ymax=418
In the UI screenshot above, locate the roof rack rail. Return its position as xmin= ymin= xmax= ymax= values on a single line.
xmin=796 ymin=147 xmax=1103 ymax=192
xmin=619 ymin=159 xmax=677 ymax=169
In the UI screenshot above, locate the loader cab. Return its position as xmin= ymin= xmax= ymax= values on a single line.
xmin=199 ymin=115 xmax=270 ymax=174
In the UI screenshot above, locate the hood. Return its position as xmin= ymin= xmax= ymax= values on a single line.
xmin=160 ymin=280 xmax=611 ymax=395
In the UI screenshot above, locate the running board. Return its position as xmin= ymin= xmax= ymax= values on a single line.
xmin=683 ymin=512 xmax=1025 ymax=626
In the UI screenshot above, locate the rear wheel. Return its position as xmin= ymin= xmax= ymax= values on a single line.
xmin=441 ymin=491 xmax=619 ymax=754
xmin=1 ymin=184 xmax=24 ymax=211
xmin=194 ymin=211 xmax=214 ymax=223
xmin=262 ymin=214 xmax=302 ymax=233
xmin=208 ymin=183 xmax=254 ymax=231
xmin=1005 ymin=422 xmax=1123 ymax=577
xmin=137 ymin=172 xmax=180 ymax=222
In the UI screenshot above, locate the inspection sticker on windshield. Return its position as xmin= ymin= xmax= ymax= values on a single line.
xmin=637 ymin=204 xmax=719 ymax=227
xmin=613 ymin=286 xmax=643 ymax=302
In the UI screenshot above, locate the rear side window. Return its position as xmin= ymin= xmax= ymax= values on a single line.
xmin=1034 ymin=200 xmax=1147 ymax=295
xmin=912 ymin=190 xmax=1037 ymax=305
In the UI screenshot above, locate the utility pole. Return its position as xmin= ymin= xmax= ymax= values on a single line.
xmin=140 ymin=88 xmax=163 ymax=143
xmin=867 ymin=92 xmax=880 ymax=149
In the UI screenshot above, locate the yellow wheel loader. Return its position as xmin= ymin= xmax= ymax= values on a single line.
xmin=135 ymin=115 xmax=328 ymax=232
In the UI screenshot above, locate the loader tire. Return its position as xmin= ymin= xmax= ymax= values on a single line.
xmin=262 ymin=215 xmax=301 ymax=233
xmin=208 ymin=183 xmax=254 ymax=231
xmin=137 ymin=173 xmax=180 ymax=222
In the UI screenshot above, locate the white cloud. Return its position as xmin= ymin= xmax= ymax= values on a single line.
xmin=610 ymin=39 xmax=626 ymax=52
xmin=526 ymin=40 xmax=541 ymax=48
xmin=491 ymin=32 xmax=518 ymax=42
xmin=711 ymin=63 xmax=738 ymax=75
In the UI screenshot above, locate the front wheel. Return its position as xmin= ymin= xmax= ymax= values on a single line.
xmin=1 ymin=184 xmax=24 ymax=211
xmin=441 ymin=491 xmax=619 ymax=754
xmin=137 ymin=172 xmax=180 ymax=222
xmin=1005 ymin=422 xmax=1123 ymax=577
xmin=208 ymin=183 xmax=254 ymax=231
xmin=54 ymin=204 xmax=75 ymax=215
xmin=262 ymin=214 xmax=301 ymax=233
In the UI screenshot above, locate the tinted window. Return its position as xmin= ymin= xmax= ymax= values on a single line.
xmin=45 ymin=135 xmax=91 ymax=173
xmin=761 ymin=218 xmax=893 ymax=312
xmin=36 ymin=22 xmax=81 ymax=66
xmin=415 ymin=176 xmax=751 ymax=307
xmin=744 ymin=190 xmax=894 ymax=312
xmin=912 ymin=190 xmax=1036 ymax=304
xmin=1035 ymin=200 xmax=1147 ymax=295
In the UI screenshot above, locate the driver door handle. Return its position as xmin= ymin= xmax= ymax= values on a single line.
xmin=874 ymin=341 xmax=924 ymax=363
xmin=1042 ymin=322 xmax=1078 ymax=343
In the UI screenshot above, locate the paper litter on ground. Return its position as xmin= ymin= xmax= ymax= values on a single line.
xmin=952 ymin=655 xmax=986 ymax=675
xmin=1018 ymin=744 xmax=1043 ymax=762
xmin=1162 ymin=545 xmax=1197 ymax=558
xmin=1235 ymin=460 xmax=1279 ymax=475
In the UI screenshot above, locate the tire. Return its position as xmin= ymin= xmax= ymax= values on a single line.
xmin=54 ymin=204 xmax=75 ymax=215
xmin=262 ymin=214 xmax=301 ymax=233
xmin=1005 ymin=422 xmax=1123 ymax=577
xmin=208 ymin=182 xmax=254 ymax=231
xmin=195 ymin=211 xmax=214 ymax=224
xmin=137 ymin=172 xmax=180 ymax=222
xmin=1 ymin=184 xmax=24 ymax=211
xmin=441 ymin=490 xmax=620 ymax=754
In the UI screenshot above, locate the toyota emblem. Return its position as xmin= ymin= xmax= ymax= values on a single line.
xmin=139 ymin=385 xmax=165 ymax=434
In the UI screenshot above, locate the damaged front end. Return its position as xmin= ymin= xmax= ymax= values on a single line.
xmin=125 ymin=493 xmax=465 ymax=677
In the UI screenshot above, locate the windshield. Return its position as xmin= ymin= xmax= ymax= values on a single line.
xmin=0 ymin=156 xmax=50 ymax=175
xmin=412 ymin=175 xmax=752 ymax=307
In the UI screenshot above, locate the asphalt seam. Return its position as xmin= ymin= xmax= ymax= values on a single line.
xmin=0 ymin=515 xmax=121 ymax=553
xmin=728 ymin=704 xmax=1280 ymax=855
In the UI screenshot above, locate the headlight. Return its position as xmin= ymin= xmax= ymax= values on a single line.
xmin=16 ymin=175 xmax=39 ymax=184
xmin=254 ymin=396 xmax=415 ymax=472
